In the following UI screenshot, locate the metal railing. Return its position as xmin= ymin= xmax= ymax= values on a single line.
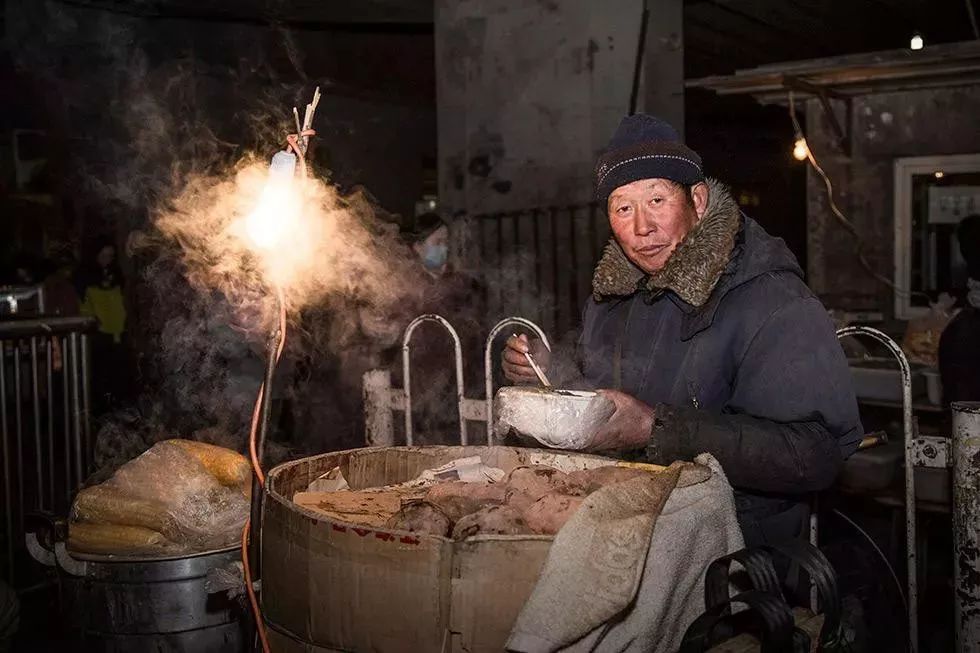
xmin=0 ymin=285 xmax=46 ymax=316
xmin=455 ymin=203 xmax=609 ymax=337
xmin=0 ymin=316 xmax=95 ymax=586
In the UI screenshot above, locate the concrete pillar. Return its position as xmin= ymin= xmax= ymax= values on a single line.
xmin=643 ymin=0 xmax=684 ymax=135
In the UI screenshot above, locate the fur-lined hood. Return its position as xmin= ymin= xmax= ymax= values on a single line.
xmin=592 ymin=178 xmax=742 ymax=307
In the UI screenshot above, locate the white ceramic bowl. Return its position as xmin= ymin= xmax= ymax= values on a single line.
xmin=493 ymin=386 xmax=617 ymax=450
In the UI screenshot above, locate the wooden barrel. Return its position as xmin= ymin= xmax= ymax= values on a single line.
xmin=262 ymin=445 xmax=613 ymax=653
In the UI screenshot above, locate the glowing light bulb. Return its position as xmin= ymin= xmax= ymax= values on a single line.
xmin=910 ymin=33 xmax=924 ymax=50
xmin=792 ymin=138 xmax=808 ymax=161
xmin=245 ymin=151 xmax=298 ymax=249
xmin=934 ymin=170 xmax=945 ymax=179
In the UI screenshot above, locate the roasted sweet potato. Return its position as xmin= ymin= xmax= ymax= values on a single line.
xmin=567 ymin=466 xmax=650 ymax=493
xmin=424 ymin=481 xmax=506 ymax=521
xmin=452 ymin=505 xmax=532 ymax=540
xmin=524 ymin=492 xmax=586 ymax=535
xmin=505 ymin=465 xmax=580 ymax=497
xmin=384 ymin=501 xmax=452 ymax=537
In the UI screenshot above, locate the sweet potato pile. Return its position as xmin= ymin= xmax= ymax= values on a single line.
xmin=381 ymin=464 xmax=649 ymax=540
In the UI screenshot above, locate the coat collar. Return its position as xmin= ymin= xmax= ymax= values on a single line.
xmin=592 ymin=178 xmax=741 ymax=308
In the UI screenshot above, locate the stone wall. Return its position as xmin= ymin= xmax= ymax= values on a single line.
xmin=434 ymin=0 xmax=645 ymax=215
xmin=805 ymin=84 xmax=980 ymax=315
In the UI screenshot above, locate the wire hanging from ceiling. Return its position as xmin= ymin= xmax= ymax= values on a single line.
xmin=787 ymin=90 xmax=928 ymax=302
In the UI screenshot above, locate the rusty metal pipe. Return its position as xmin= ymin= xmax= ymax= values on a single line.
xmin=953 ymin=402 xmax=980 ymax=652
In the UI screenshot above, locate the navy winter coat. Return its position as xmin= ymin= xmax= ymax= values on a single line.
xmin=578 ymin=181 xmax=862 ymax=545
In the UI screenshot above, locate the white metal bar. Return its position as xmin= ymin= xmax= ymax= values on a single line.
xmin=836 ymin=325 xmax=916 ymax=652
xmin=483 ymin=318 xmax=551 ymax=446
xmin=402 ymin=315 xmax=466 ymax=446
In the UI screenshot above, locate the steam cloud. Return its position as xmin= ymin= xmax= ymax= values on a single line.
xmin=7 ymin=0 xmax=433 ymax=473
xmin=7 ymin=0 xmax=580 ymax=477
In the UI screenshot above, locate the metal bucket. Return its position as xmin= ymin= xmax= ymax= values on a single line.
xmin=27 ymin=516 xmax=246 ymax=652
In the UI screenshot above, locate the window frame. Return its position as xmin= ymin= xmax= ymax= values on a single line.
xmin=893 ymin=153 xmax=980 ymax=319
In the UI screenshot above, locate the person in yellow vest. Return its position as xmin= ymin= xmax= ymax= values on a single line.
xmin=77 ymin=241 xmax=128 ymax=413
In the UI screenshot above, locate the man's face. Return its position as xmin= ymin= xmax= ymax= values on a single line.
xmin=607 ymin=178 xmax=708 ymax=274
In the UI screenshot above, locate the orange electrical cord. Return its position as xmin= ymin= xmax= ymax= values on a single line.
xmin=242 ymin=117 xmax=312 ymax=652
xmin=242 ymin=520 xmax=271 ymax=653
xmin=242 ymin=284 xmax=287 ymax=653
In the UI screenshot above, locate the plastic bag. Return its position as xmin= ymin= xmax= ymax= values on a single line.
xmin=70 ymin=440 xmax=249 ymax=556
xmin=902 ymin=293 xmax=956 ymax=367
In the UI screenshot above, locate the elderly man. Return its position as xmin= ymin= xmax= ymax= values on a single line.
xmin=503 ymin=114 xmax=862 ymax=546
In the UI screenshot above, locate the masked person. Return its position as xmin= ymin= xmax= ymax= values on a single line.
xmin=502 ymin=115 xmax=862 ymax=547
xmin=396 ymin=213 xmax=485 ymax=443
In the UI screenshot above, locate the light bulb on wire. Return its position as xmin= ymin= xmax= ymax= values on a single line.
xmin=245 ymin=151 xmax=298 ymax=250
xmin=910 ymin=33 xmax=924 ymax=50
xmin=792 ymin=138 xmax=809 ymax=162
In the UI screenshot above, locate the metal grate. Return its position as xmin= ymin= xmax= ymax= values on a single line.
xmin=455 ymin=203 xmax=609 ymax=339
xmin=0 ymin=316 xmax=95 ymax=586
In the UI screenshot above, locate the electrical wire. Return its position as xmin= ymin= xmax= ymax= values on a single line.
xmin=788 ymin=92 xmax=930 ymax=303
xmin=242 ymin=520 xmax=271 ymax=653
xmin=831 ymin=508 xmax=909 ymax=617
xmin=967 ymin=0 xmax=980 ymax=40
xmin=242 ymin=284 xmax=287 ymax=653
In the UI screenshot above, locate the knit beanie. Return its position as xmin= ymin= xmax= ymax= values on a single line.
xmin=594 ymin=114 xmax=704 ymax=208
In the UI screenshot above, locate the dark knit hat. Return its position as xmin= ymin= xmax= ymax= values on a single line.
xmin=594 ymin=114 xmax=704 ymax=208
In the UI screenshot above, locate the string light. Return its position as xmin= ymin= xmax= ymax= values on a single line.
xmin=910 ymin=33 xmax=924 ymax=50
xmin=934 ymin=171 xmax=945 ymax=179
xmin=792 ymin=138 xmax=809 ymax=161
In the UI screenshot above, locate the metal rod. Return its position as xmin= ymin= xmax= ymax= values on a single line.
xmin=588 ymin=204 xmax=600 ymax=265
xmin=46 ymin=338 xmax=54 ymax=510
xmin=14 ymin=341 xmax=23 ymax=534
xmin=0 ymin=316 xmax=96 ymax=339
xmin=69 ymin=333 xmax=83 ymax=487
xmin=836 ymin=325 xmax=916 ymax=652
xmin=61 ymin=336 xmax=71 ymax=503
xmin=628 ymin=0 xmax=650 ymax=115
xmin=550 ymin=208 xmax=560 ymax=333
xmin=568 ymin=208 xmax=580 ymax=327
xmin=0 ymin=340 xmax=14 ymax=584
xmin=81 ymin=334 xmax=91 ymax=478
xmin=483 ymin=318 xmax=552 ymax=445
xmin=952 ymin=402 xmax=980 ymax=653
xmin=402 ymin=314 xmax=467 ymax=446
xmin=512 ymin=214 xmax=522 ymax=317
xmin=30 ymin=337 xmax=43 ymax=510
xmin=532 ymin=210 xmax=543 ymax=300
xmin=249 ymin=329 xmax=280 ymax=578
xmin=496 ymin=216 xmax=504 ymax=320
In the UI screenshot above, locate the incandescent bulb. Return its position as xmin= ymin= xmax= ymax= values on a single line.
xmin=244 ymin=151 xmax=298 ymax=249
xmin=792 ymin=138 xmax=808 ymax=161
xmin=910 ymin=33 xmax=924 ymax=50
